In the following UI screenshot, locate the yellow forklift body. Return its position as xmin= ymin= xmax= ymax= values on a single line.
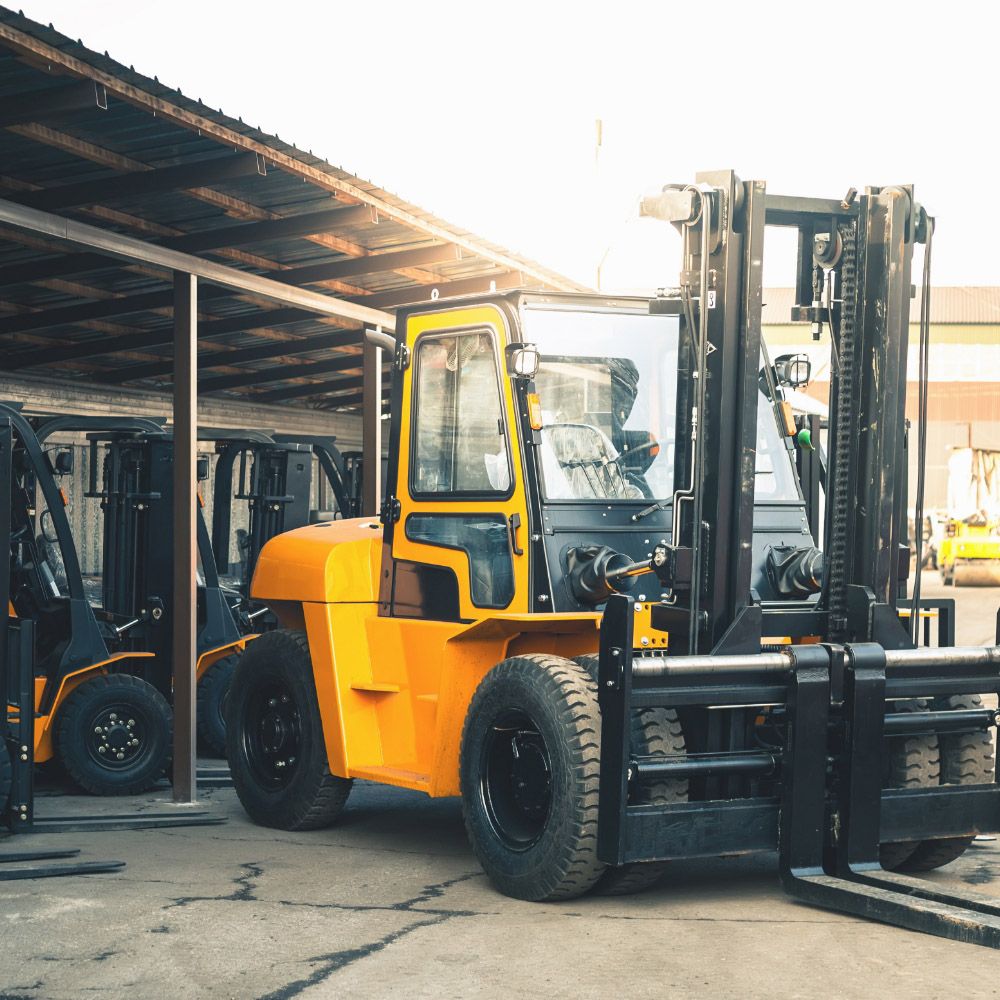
xmin=250 ymin=302 xmax=609 ymax=795
xmin=30 ymin=651 xmax=155 ymax=763
xmin=195 ymin=637 xmax=256 ymax=680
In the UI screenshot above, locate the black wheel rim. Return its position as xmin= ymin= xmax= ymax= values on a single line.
xmin=243 ymin=676 xmax=301 ymax=790
xmin=480 ymin=710 xmax=552 ymax=850
xmin=87 ymin=702 xmax=152 ymax=771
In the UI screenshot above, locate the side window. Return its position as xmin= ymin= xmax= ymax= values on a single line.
xmin=406 ymin=514 xmax=514 ymax=608
xmin=411 ymin=331 xmax=509 ymax=496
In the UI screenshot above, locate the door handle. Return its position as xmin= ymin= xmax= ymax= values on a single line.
xmin=507 ymin=512 xmax=524 ymax=556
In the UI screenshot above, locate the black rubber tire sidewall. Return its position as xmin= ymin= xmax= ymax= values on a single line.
xmin=226 ymin=629 xmax=351 ymax=831
xmin=56 ymin=674 xmax=172 ymax=796
xmin=900 ymin=693 xmax=995 ymax=872
xmin=197 ymin=654 xmax=238 ymax=758
xmin=460 ymin=655 xmax=605 ymax=902
xmin=575 ymin=653 xmax=687 ymax=895
xmin=880 ymin=699 xmax=939 ymax=870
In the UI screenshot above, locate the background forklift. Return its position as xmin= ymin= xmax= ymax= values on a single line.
xmin=210 ymin=432 xmax=354 ymax=620
xmin=79 ymin=425 xmax=257 ymax=759
xmin=2 ymin=405 xmax=170 ymax=796
xmin=227 ymin=172 xmax=1000 ymax=947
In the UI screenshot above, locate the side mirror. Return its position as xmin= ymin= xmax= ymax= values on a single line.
xmin=773 ymin=353 xmax=812 ymax=388
xmin=197 ymin=455 xmax=210 ymax=481
xmin=53 ymin=448 xmax=74 ymax=476
xmin=505 ymin=342 xmax=540 ymax=379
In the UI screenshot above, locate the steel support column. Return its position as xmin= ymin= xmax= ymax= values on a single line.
xmin=362 ymin=336 xmax=382 ymax=517
xmin=172 ymin=272 xmax=198 ymax=803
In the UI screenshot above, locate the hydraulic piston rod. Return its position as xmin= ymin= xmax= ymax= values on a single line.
xmin=882 ymin=645 xmax=1000 ymax=669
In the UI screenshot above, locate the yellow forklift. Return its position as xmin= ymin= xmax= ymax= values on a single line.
xmin=228 ymin=173 xmax=1000 ymax=946
xmin=3 ymin=407 xmax=250 ymax=793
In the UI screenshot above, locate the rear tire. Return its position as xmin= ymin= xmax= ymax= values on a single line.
xmin=227 ymin=630 xmax=352 ymax=830
xmin=576 ymin=654 xmax=687 ymax=895
xmin=460 ymin=654 xmax=605 ymax=901
xmin=197 ymin=654 xmax=238 ymax=758
xmin=880 ymin=699 xmax=940 ymax=870
xmin=900 ymin=694 xmax=995 ymax=872
xmin=56 ymin=673 xmax=171 ymax=796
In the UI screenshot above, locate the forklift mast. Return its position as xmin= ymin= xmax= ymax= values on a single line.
xmin=211 ymin=434 xmax=353 ymax=600
xmin=93 ymin=432 xmax=241 ymax=694
xmin=641 ymin=171 xmax=927 ymax=652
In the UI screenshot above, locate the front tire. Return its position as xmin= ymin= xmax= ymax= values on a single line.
xmin=460 ymin=654 xmax=605 ymax=901
xmin=880 ymin=699 xmax=940 ymax=870
xmin=576 ymin=654 xmax=687 ymax=895
xmin=226 ymin=630 xmax=352 ymax=830
xmin=197 ymin=654 xmax=238 ymax=758
xmin=900 ymin=694 xmax=995 ymax=872
xmin=56 ymin=673 xmax=171 ymax=796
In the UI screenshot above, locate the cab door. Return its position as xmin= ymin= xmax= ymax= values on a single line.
xmin=385 ymin=304 xmax=530 ymax=622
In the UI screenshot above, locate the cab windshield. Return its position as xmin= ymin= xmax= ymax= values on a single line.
xmin=523 ymin=305 xmax=800 ymax=504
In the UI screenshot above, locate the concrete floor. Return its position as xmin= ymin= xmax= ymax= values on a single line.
xmin=3 ymin=575 xmax=1000 ymax=1000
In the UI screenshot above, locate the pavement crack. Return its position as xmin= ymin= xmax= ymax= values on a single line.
xmin=258 ymin=915 xmax=450 ymax=1000
xmin=163 ymin=861 xmax=262 ymax=910
xmin=258 ymin=872 xmax=483 ymax=998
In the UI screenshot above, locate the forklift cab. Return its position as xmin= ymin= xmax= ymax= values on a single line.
xmin=379 ymin=293 xmax=814 ymax=625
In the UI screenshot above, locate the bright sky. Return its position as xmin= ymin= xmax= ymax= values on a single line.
xmin=18 ymin=0 xmax=1000 ymax=291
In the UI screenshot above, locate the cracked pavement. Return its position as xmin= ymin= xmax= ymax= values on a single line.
xmin=3 ymin=584 xmax=1000 ymax=998
xmin=3 ymin=780 xmax=1000 ymax=999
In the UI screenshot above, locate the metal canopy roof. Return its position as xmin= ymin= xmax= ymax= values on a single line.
xmin=0 ymin=8 xmax=587 ymax=411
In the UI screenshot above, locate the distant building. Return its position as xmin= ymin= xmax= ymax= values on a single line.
xmin=762 ymin=288 xmax=1000 ymax=510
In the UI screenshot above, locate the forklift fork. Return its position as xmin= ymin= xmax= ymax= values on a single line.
xmin=597 ymin=594 xmax=1000 ymax=948
xmin=781 ymin=641 xmax=1000 ymax=947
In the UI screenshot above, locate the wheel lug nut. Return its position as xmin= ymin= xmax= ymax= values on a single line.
xmin=94 ymin=727 xmax=102 ymax=734
xmin=268 ymin=698 xmax=277 ymax=707
xmin=116 ymin=752 xmax=125 ymax=760
xmin=128 ymin=719 xmax=135 ymax=727
xmin=109 ymin=714 xmax=117 ymax=722
xmin=280 ymin=696 xmax=289 ymax=704
xmin=98 ymin=746 xmax=106 ymax=754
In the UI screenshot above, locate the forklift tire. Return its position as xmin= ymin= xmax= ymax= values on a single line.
xmin=56 ymin=673 xmax=172 ymax=796
xmin=226 ymin=630 xmax=353 ymax=831
xmin=576 ymin=654 xmax=687 ymax=895
xmin=880 ymin=699 xmax=940 ymax=870
xmin=197 ymin=654 xmax=238 ymax=758
xmin=460 ymin=654 xmax=606 ymax=901
xmin=899 ymin=694 xmax=996 ymax=872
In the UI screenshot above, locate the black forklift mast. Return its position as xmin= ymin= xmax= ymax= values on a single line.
xmin=91 ymin=431 xmax=241 ymax=696
xmin=644 ymin=173 xmax=924 ymax=651
xmin=211 ymin=433 xmax=353 ymax=602
xmin=594 ymin=172 xmax=1000 ymax=947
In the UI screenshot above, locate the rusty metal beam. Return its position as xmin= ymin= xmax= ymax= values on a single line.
xmin=276 ymin=244 xmax=460 ymax=285
xmin=356 ymin=271 xmax=523 ymax=310
xmin=9 ymin=153 xmax=263 ymax=212
xmin=198 ymin=353 xmax=366 ymax=393
xmin=254 ymin=371 xmax=391 ymax=404
xmin=2 ymin=308 xmax=347 ymax=371
xmin=0 ymin=206 xmax=375 ymax=290
xmin=0 ymin=79 xmax=106 ymax=128
xmin=88 ymin=326 xmax=360 ymax=384
xmin=0 ymin=197 xmax=395 ymax=331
